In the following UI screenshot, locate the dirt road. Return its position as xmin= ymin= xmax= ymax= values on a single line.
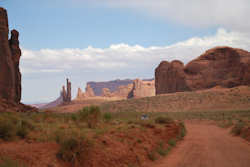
xmin=152 ymin=121 xmax=250 ymax=167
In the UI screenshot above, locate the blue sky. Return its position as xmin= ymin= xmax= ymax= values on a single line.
xmin=1 ymin=0 xmax=250 ymax=103
xmin=4 ymin=0 xmax=216 ymax=49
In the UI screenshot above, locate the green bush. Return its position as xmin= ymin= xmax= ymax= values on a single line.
xmin=155 ymin=116 xmax=173 ymax=124
xmin=103 ymin=112 xmax=112 ymax=122
xmin=177 ymin=122 xmax=186 ymax=140
xmin=168 ymin=139 xmax=176 ymax=147
xmin=78 ymin=106 xmax=101 ymax=128
xmin=156 ymin=146 xmax=171 ymax=156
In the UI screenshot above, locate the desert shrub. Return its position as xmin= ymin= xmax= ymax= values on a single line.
xmin=57 ymin=137 xmax=81 ymax=162
xmin=16 ymin=126 xmax=28 ymax=139
xmin=155 ymin=116 xmax=173 ymax=124
xmin=16 ymin=120 xmax=33 ymax=139
xmin=147 ymin=151 xmax=157 ymax=161
xmin=0 ymin=118 xmax=16 ymax=141
xmin=56 ymin=134 xmax=87 ymax=163
xmin=231 ymin=120 xmax=246 ymax=136
xmin=156 ymin=142 xmax=168 ymax=156
xmin=0 ymin=157 xmax=27 ymax=167
xmin=177 ymin=122 xmax=186 ymax=140
xmin=71 ymin=114 xmax=78 ymax=122
xmin=103 ymin=112 xmax=112 ymax=122
xmin=168 ymin=139 xmax=176 ymax=147
xmin=78 ymin=106 xmax=101 ymax=128
xmin=156 ymin=146 xmax=171 ymax=156
xmin=54 ymin=130 xmax=65 ymax=144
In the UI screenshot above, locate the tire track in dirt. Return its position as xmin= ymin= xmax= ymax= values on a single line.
xmin=152 ymin=121 xmax=250 ymax=167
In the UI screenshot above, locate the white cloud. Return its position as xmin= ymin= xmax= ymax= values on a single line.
xmin=88 ymin=0 xmax=250 ymax=32
xmin=20 ymin=28 xmax=250 ymax=75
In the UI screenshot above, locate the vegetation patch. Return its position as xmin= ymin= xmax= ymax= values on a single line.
xmin=155 ymin=116 xmax=173 ymax=124
xmin=0 ymin=157 xmax=27 ymax=167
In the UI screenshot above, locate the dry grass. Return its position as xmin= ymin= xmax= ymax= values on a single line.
xmin=100 ymin=86 xmax=250 ymax=113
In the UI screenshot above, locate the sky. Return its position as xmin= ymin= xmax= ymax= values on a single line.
xmin=1 ymin=0 xmax=250 ymax=103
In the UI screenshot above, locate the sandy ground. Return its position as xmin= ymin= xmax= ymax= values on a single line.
xmin=152 ymin=121 xmax=250 ymax=167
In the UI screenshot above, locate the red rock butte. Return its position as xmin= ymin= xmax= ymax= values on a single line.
xmin=0 ymin=8 xmax=36 ymax=112
xmin=155 ymin=46 xmax=250 ymax=95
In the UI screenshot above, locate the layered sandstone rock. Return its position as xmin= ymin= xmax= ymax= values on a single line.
xmin=155 ymin=46 xmax=250 ymax=95
xmin=77 ymin=79 xmax=156 ymax=100
xmin=101 ymin=88 xmax=113 ymax=97
xmin=0 ymin=8 xmax=22 ymax=103
xmin=113 ymin=84 xmax=134 ymax=98
xmin=87 ymin=79 xmax=133 ymax=96
xmin=132 ymin=79 xmax=155 ymax=98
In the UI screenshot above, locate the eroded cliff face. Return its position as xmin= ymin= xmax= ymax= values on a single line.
xmin=155 ymin=46 xmax=250 ymax=95
xmin=76 ymin=79 xmax=155 ymax=100
xmin=155 ymin=61 xmax=190 ymax=94
xmin=76 ymin=84 xmax=95 ymax=100
xmin=132 ymin=79 xmax=155 ymax=98
xmin=0 ymin=8 xmax=21 ymax=103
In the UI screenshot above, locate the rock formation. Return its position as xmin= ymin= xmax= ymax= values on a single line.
xmin=0 ymin=8 xmax=36 ymax=112
xmin=132 ymin=79 xmax=155 ymax=98
xmin=155 ymin=46 xmax=250 ymax=95
xmin=76 ymin=79 xmax=156 ymax=100
xmin=76 ymin=84 xmax=95 ymax=100
xmin=113 ymin=84 xmax=134 ymax=98
xmin=0 ymin=8 xmax=22 ymax=103
xmin=155 ymin=61 xmax=190 ymax=94
xmin=87 ymin=79 xmax=133 ymax=96
xmin=61 ymin=78 xmax=72 ymax=103
xmin=101 ymin=88 xmax=113 ymax=97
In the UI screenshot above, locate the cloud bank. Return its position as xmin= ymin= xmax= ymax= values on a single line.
xmin=87 ymin=0 xmax=250 ymax=32
xmin=21 ymin=28 xmax=250 ymax=75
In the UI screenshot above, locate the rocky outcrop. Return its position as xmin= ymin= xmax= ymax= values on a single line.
xmin=155 ymin=46 xmax=250 ymax=95
xmin=132 ymin=79 xmax=155 ymax=98
xmin=87 ymin=79 xmax=133 ymax=96
xmin=77 ymin=79 xmax=156 ymax=100
xmin=61 ymin=78 xmax=71 ymax=103
xmin=155 ymin=61 xmax=190 ymax=94
xmin=0 ymin=8 xmax=37 ymax=112
xmin=101 ymin=88 xmax=113 ymax=97
xmin=76 ymin=84 xmax=95 ymax=100
xmin=85 ymin=84 xmax=95 ymax=97
xmin=9 ymin=30 xmax=22 ymax=103
xmin=0 ymin=8 xmax=22 ymax=103
xmin=113 ymin=84 xmax=134 ymax=98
